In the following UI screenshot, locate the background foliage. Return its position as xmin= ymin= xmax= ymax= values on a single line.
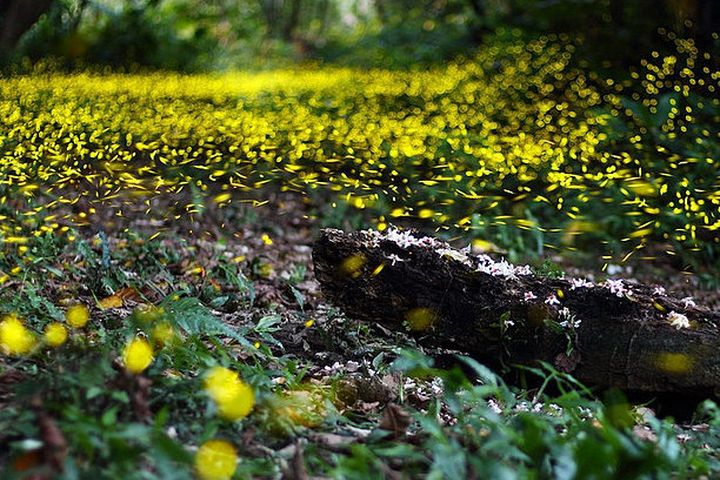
xmin=1 ymin=0 xmax=718 ymax=70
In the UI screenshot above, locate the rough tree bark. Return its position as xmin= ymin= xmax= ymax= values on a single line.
xmin=313 ymin=228 xmax=720 ymax=396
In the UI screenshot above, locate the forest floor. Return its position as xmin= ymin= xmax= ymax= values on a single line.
xmin=3 ymin=190 xmax=720 ymax=479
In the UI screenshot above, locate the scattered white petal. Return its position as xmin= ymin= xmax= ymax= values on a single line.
xmin=387 ymin=254 xmax=404 ymax=265
xmin=602 ymin=279 xmax=630 ymax=298
xmin=545 ymin=294 xmax=560 ymax=306
xmin=668 ymin=311 xmax=690 ymax=330
xmin=569 ymin=277 xmax=594 ymax=290
xmin=487 ymin=399 xmax=503 ymax=414
xmin=652 ymin=286 xmax=666 ymax=296
xmin=680 ymin=297 xmax=697 ymax=309
xmin=558 ymin=307 xmax=581 ymax=329
xmin=438 ymin=248 xmax=472 ymax=265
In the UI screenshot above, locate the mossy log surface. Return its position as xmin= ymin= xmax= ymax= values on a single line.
xmin=313 ymin=228 xmax=720 ymax=395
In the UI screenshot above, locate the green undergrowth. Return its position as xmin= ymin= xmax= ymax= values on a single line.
xmin=1 ymin=230 xmax=720 ymax=479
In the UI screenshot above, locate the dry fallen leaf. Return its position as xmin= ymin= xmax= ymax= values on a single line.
xmin=115 ymin=287 xmax=140 ymax=301
xmin=378 ymin=403 xmax=411 ymax=439
xmin=632 ymin=425 xmax=658 ymax=443
xmin=12 ymin=450 xmax=42 ymax=474
xmin=99 ymin=295 xmax=123 ymax=309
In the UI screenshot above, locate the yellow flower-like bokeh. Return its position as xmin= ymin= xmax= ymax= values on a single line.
xmin=151 ymin=321 xmax=176 ymax=347
xmin=122 ymin=337 xmax=154 ymax=374
xmin=405 ymin=307 xmax=437 ymax=332
xmin=339 ymin=253 xmax=367 ymax=279
xmin=0 ymin=33 xmax=717 ymax=268
xmin=204 ymin=366 xmax=255 ymax=421
xmin=43 ymin=322 xmax=68 ymax=347
xmin=277 ymin=389 xmax=327 ymax=428
xmin=0 ymin=315 xmax=36 ymax=355
xmin=134 ymin=305 xmax=166 ymax=324
xmin=195 ymin=439 xmax=238 ymax=480
xmin=66 ymin=304 xmax=90 ymax=328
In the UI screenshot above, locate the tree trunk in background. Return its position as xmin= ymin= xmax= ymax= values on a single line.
xmin=283 ymin=0 xmax=301 ymax=41
xmin=69 ymin=0 xmax=89 ymax=32
xmin=313 ymin=228 xmax=720 ymax=397
xmin=374 ymin=0 xmax=387 ymax=25
xmin=258 ymin=0 xmax=278 ymax=38
xmin=0 ymin=0 xmax=53 ymax=51
xmin=317 ymin=0 xmax=329 ymax=35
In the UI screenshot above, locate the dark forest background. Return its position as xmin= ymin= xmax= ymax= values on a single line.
xmin=1 ymin=0 xmax=718 ymax=71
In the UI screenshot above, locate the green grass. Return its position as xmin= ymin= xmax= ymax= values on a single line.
xmin=1 ymin=219 xmax=719 ymax=479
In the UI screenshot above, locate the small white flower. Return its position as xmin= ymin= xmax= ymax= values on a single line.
xmin=569 ymin=277 xmax=594 ymax=290
xmin=578 ymin=406 xmax=593 ymax=417
xmin=548 ymin=404 xmax=563 ymax=416
xmin=429 ymin=377 xmax=444 ymax=396
xmin=652 ymin=286 xmax=666 ymax=296
xmin=602 ymin=279 xmax=630 ymax=298
xmin=475 ymin=254 xmax=532 ymax=279
xmin=384 ymin=228 xmax=442 ymax=250
xmin=323 ymin=362 xmax=343 ymax=374
xmin=668 ymin=311 xmax=690 ymax=330
xmin=680 ymin=297 xmax=697 ymax=309
xmin=515 ymin=264 xmax=533 ymax=276
xmin=438 ymin=248 xmax=472 ymax=266
xmin=487 ymin=399 xmax=503 ymax=414
xmin=524 ymin=291 xmax=537 ymax=302
xmin=545 ymin=294 xmax=560 ymax=306
xmin=558 ymin=307 xmax=581 ymax=329
xmin=387 ymin=253 xmax=403 ymax=265
xmin=404 ymin=378 xmax=417 ymax=391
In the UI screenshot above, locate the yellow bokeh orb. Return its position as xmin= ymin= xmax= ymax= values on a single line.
xmin=66 ymin=304 xmax=90 ymax=328
xmin=44 ymin=322 xmax=68 ymax=347
xmin=204 ymin=366 xmax=255 ymax=421
xmin=122 ymin=337 xmax=154 ymax=374
xmin=195 ymin=439 xmax=238 ymax=480
xmin=0 ymin=315 xmax=36 ymax=355
xmin=151 ymin=321 xmax=176 ymax=347
xmin=405 ymin=307 xmax=436 ymax=331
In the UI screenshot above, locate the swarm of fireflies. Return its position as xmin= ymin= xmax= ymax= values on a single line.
xmin=0 ymin=34 xmax=717 ymax=268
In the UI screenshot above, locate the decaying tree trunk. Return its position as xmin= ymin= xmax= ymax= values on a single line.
xmin=313 ymin=228 xmax=720 ymax=396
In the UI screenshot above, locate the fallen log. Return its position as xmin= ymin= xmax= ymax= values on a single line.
xmin=312 ymin=228 xmax=720 ymax=395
